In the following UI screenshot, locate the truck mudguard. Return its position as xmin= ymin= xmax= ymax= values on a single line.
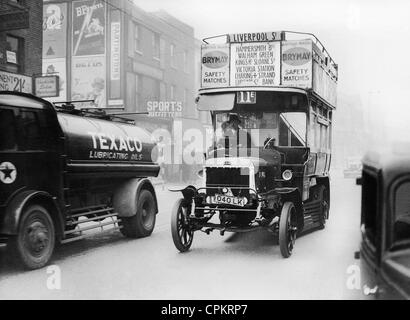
xmin=0 ymin=190 xmax=63 ymax=236
xmin=113 ymin=178 xmax=158 ymax=217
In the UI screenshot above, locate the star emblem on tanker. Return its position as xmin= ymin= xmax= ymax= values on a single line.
xmin=0 ymin=162 xmax=17 ymax=184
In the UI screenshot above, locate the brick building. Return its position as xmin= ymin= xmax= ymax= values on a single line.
xmin=41 ymin=0 xmax=208 ymax=127
xmin=0 ymin=0 xmax=43 ymax=92
xmin=41 ymin=0 xmax=209 ymax=181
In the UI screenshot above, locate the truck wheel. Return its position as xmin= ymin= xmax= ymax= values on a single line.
xmin=9 ymin=204 xmax=55 ymax=270
xmin=318 ymin=185 xmax=329 ymax=230
xmin=171 ymin=199 xmax=194 ymax=252
xmin=120 ymin=189 xmax=156 ymax=238
xmin=279 ymin=202 xmax=298 ymax=258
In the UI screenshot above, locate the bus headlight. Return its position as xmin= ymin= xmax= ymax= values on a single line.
xmin=282 ymin=170 xmax=293 ymax=181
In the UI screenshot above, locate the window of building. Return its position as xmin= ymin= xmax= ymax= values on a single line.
xmin=183 ymin=50 xmax=189 ymax=73
xmin=152 ymin=32 xmax=160 ymax=60
xmin=183 ymin=89 xmax=187 ymax=107
xmin=170 ymin=44 xmax=176 ymax=68
xmin=135 ymin=74 xmax=141 ymax=111
xmin=6 ymin=35 xmax=23 ymax=73
xmin=160 ymin=82 xmax=166 ymax=101
xmin=134 ymin=23 xmax=142 ymax=54
xmin=153 ymin=79 xmax=161 ymax=100
xmin=170 ymin=85 xmax=176 ymax=101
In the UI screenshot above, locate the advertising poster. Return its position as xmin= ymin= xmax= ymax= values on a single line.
xmin=281 ymin=40 xmax=313 ymax=89
xmin=43 ymin=3 xmax=68 ymax=59
xmin=72 ymin=0 xmax=106 ymax=56
xmin=230 ymin=42 xmax=280 ymax=87
xmin=201 ymin=44 xmax=230 ymax=88
xmin=42 ymin=58 xmax=67 ymax=101
xmin=72 ymin=55 xmax=106 ymax=108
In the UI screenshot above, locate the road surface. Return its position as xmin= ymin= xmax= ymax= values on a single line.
xmin=0 ymin=176 xmax=364 ymax=299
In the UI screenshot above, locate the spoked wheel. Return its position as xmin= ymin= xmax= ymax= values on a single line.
xmin=279 ymin=202 xmax=298 ymax=258
xmin=9 ymin=204 xmax=55 ymax=270
xmin=171 ymin=199 xmax=194 ymax=252
xmin=318 ymin=186 xmax=329 ymax=230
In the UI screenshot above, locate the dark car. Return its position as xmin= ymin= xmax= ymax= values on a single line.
xmin=356 ymin=151 xmax=410 ymax=299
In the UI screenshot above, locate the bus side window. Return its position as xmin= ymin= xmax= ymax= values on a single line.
xmin=0 ymin=108 xmax=17 ymax=151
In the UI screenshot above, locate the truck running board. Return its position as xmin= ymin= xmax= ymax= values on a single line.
xmin=62 ymin=206 xmax=122 ymax=244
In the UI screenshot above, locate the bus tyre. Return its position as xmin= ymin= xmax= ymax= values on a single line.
xmin=318 ymin=185 xmax=329 ymax=230
xmin=279 ymin=202 xmax=298 ymax=258
xmin=120 ymin=190 xmax=156 ymax=238
xmin=171 ymin=199 xmax=194 ymax=252
xmin=9 ymin=204 xmax=55 ymax=270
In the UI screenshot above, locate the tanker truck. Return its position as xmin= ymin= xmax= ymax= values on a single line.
xmin=0 ymin=91 xmax=160 ymax=269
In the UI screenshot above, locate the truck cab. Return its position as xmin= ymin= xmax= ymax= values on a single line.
xmin=0 ymin=92 xmax=160 ymax=269
xmin=357 ymin=151 xmax=410 ymax=299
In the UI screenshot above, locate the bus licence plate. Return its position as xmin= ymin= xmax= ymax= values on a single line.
xmin=212 ymin=195 xmax=246 ymax=207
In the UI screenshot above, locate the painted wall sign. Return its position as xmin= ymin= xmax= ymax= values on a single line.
xmin=281 ymin=40 xmax=313 ymax=88
xmin=72 ymin=0 xmax=106 ymax=56
xmin=109 ymin=10 xmax=121 ymax=99
xmin=147 ymin=101 xmax=183 ymax=118
xmin=43 ymin=3 xmax=68 ymax=59
xmin=230 ymin=42 xmax=280 ymax=86
xmin=201 ymin=44 xmax=230 ymax=88
xmin=0 ymin=71 xmax=32 ymax=93
xmin=110 ymin=21 xmax=121 ymax=81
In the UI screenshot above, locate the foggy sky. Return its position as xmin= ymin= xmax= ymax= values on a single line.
xmin=134 ymin=0 xmax=410 ymax=143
